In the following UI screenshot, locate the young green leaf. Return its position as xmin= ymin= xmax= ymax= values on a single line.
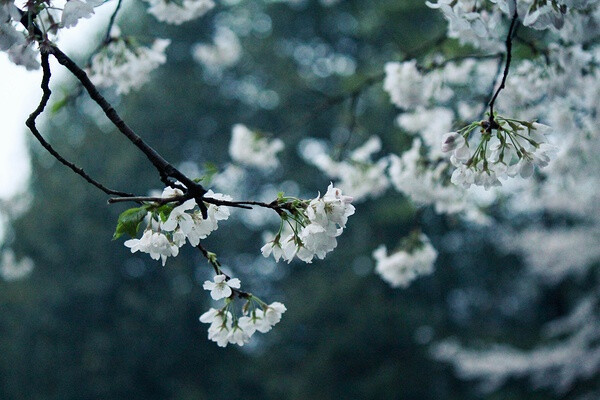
xmin=113 ymin=206 xmax=150 ymax=240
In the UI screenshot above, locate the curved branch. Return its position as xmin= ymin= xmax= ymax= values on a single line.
xmin=25 ymin=51 xmax=135 ymax=197
xmin=48 ymin=44 xmax=209 ymax=216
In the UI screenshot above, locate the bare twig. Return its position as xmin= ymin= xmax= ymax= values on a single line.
xmin=487 ymin=9 xmax=519 ymax=128
xmin=25 ymin=51 xmax=135 ymax=197
xmin=108 ymin=194 xmax=290 ymax=213
xmin=103 ymin=0 xmax=123 ymax=45
xmin=197 ymin=243 xmax=252 ymax=299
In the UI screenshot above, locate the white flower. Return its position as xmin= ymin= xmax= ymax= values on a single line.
xmin=261 ymin=239 xmax=284 ymax=262
xmin=246 ymin=302 xmax=287 ymax=333
xmin=299 ymin=223 xmax=338 ymax=260
xmin=161 ymin=199 xmax=195 ymax=232
xmin=507 ymin=157 xmax=534 ymax=178
xmin=264 ymin=302 xmax=287 ymax=325
xmin=199 ymin=307 xmax=221 ymax=324
xmin=262 ymin=184 xmax=354 ymax=264
xmin=199 ymin=302 xmax=286 ymax=347
xmin=124 ymin=228 xmax=179 ymax=266
xmin=306 ymin=183 xmax=355 ymax=231
xmin=441 ymin=132 xmax=465 ymax=153
xmin=200 ymin=308 xmax=232 ymax=347
xmin=226 ymin=323 xmax=251 ymax=346
xmin=61 ymin=0 xmax=95 ymax=29
xmin=202 ymin=274 xmax=241 ymax=300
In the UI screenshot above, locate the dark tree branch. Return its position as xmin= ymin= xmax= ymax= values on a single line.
xmin=477 ymin=55 xmax=505 ymax=121
xmin=47 ymin=44 xmax=210 ymax=216
xmin=487 ymin=9 xmax=519 ymax=129
xmin=26 ymin=51 xmax=135 ymax=197
xmin=108 ymin=194 xmax=294 ymax=214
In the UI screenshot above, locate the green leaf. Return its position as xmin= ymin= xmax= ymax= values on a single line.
xmin=157 ymin=203 xmax=175 ymax=222
xmin=113 ymin=206 xmax=150 ymax=240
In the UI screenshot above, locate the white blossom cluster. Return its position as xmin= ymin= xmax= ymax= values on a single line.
xmin=300 ymin=136 xmax=390 ymax=202
xmin=442 ymin=119 xmax=556 ymax=190
xmin=124 ymin=187 xmax=231 ymax=265
xmin=143 ymin=0 xmax=215 ymax=25
xmin=419 ymin=0 xmax=600 ymax=396
xmin=87 ymin=30 xmax=171 ymax=94
xmin=200 ymin=274 xmax=286 ymax=347
xmin=229 ymin=124 xmax=284 ymax=171
xmin=261 ymin=183 xmax=355 ymax=263
xmin=372 ymin=233 xmax=437 ymax=288
xmin=382 ymin=58 xmax=499 ymax=221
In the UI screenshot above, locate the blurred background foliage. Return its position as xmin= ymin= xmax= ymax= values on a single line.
xmin=0 ymin=0 xmax=566 ymax=398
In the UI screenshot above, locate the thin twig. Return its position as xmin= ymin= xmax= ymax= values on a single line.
xmin=103 ymin=0 xmax=123 ymax=44
xmin=477 ymin=55 xmax=505 ymax=121
xmin=108 ymin=194 xmax=287 ymax=212
xmin=197 ymin=243 xmax=251 ymax=299
xmin=25 ymin=51 xmax=135 ymax=197
xmin=488 ymin=9 xmax=519 ymax=127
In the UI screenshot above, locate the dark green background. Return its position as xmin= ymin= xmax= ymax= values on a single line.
xmin=0 ymin=1 xmax=589 ymax=398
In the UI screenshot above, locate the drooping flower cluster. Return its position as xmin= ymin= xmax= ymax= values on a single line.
xmin=261 ymin=183 xmax=355 ymax=263
xmin=200 ymin=274 xmax=286 ymax=347
xmin=372 ymin=232 xmax=437 ymax=288
xmin=143 ymin=0 xmax=215 ymax=25
xmin=229 ymin=124 xmax=284 ymax=170
xmin=122 ymin=187 xmax=231 ymax=265
xmin=300 ymin=136 xmax=390 ymax=202
xmin=87 ymin=29 xmax=171 ymax=94
xmin=443 ymin=117 xmax=556 ymax=189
